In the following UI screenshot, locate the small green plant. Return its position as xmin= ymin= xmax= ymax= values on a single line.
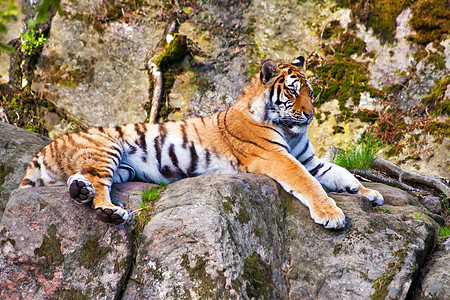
xmin=438 ymin=226 xmax=450 ymax=238
xmin=134 ymin=183 xmax=167 ymax=234
xmin=20 ymin=19 xmax=46 ymax=55
xmin=332 ymin=132 xmax=383 ymax=170
xmin=414 ymin=212 xmax=422 ymax=221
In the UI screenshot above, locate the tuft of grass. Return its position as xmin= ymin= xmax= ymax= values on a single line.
xmin=438 ymin=226 xmax=450 ymax=238
xmin=332 ymin=132 xmax=383 ymax=170
xmin=413 ymin=212 xmax=422 ymax=221
xmin=134 ymin=183 xmax=167 ymax=234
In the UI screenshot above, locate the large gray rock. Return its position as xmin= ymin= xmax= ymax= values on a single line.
xmin=0 ymin=122 xmax=51 ymax=219
xmin=420 ymin=239 xmax=450 ymax=299
xmin=31 ymin=0 xmax=164 ymax=128
xmin=287 ymin=186 xmax=437 ymax=299
xmin=0 ymin=182 xmax=154 ymax=299
xmin=123 ymin=174 xmax=289 ymax=299
xmin=0 ymin=171 xmax=444 ymax=299
xmin=122 ymin=175 xmax=439 ymax=299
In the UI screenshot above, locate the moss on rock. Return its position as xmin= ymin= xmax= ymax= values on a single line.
xmin=181 ymin=253 xmax=216 ymax=298
xmin=153 ymin=34 xmax=187 ymax=68
xmin=34 ymin=224 xmax=64 ymax=279
xmin=0 ymin=163 xmax=13 ymax=186
xmin=371 ymin=248 xmax=408 ymax=300
xmin=408 ymin=0 xmax=450 ymax=45
xmin=80 ymin=235 xmax=111 ymax=270
xmin=421 ymin=75 xmax=450 ymax=116
xmin=338 ymin=0 xmax=411 ymax=45
xmin=310 ymin=22 xmax=378 ymax=119
xmin=242 ymin=251 xmax=274 ymax=299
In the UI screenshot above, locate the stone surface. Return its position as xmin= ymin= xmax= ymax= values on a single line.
xmin=247 ymin=0 xmax=330 ymax=60
xmin=419 ymin=238 xmax=450 ymax=299
xmin=287 ymin=185 xmax=437 ymax=300
xmin=123 ymin=174 xmax=289 ymax=299
xmin=31 ymin=0 xmax=163 ymax=128
xmin=355 ymin=7 xmax=417 ymax=90
xmin=0 ymin=122 xmax=51 ymax=220
xmin=419 ymin=195 xmax=443 ymax=215
xmin=0 ymin=186 xmax=135 ymax=299
xmin=0 ymin=171 xmax=444 ymax=299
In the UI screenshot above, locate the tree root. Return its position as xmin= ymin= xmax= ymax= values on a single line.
xmin=350 ymin=169 xmax=426 ymax=193
xmin=147 ymin=33 xmax=187 ymax=124
xmin=371 ymin=158 xmax=450 ymax=196
xmin=351 ymin=158 xmax=450 ymax=196
xmin=148 ymin=62 xmax=164 ymax=124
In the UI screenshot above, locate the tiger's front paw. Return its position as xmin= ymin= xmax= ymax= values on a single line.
xmin=95 ymin=205 xmax=130 ymax=225
xmin=310 ymin=199 xmax=346 ymax=229
xmin=68 ymin=173 xmax=95 ymax=204
xmin=358 ymin=186 xmax=384 ymax=206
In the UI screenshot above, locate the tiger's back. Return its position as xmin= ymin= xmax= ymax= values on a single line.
xmin=20 ymin=56 xmax=383 ymax=227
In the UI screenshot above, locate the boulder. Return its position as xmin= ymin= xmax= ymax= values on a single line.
xmin=287 ymin=188 xmax=437 ymax=299
xmin=419 ymin=238 xmax=450 ymax=299
xmin=0 ymin=182 xmax=154 ymax=299
xmin=31 ymin=0 xmax=164 ymax=128
xmin=123 ymin=174 xmax=289 ymax=299
xmin=0 ymin=122 xmax=51 ymax=219
xmin=0 ymin=170 xmax=443 ymax=299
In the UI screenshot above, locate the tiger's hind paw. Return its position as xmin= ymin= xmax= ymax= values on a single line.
xmin=68 ymin=173 xmax=95 ymax=204
xmin=95 ymin=205 xmax=130 ymax=225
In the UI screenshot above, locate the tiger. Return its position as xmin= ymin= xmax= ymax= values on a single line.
xmin=19 ymin=56 xmax=383 ymax=228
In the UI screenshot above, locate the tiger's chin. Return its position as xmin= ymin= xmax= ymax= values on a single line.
xmin=282 ymin=122 xmax=309 ymax=135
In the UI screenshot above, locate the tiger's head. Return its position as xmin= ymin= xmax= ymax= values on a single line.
xmin=260 ymin=56 xmax=314 ymax=131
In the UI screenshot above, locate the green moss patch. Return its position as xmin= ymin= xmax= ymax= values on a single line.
xmin=0 ymin=163 xmax=13 ymax=186
xmin=237 ymin=206 xmax=251 ymax=224
xmin=338 ymin=0 xmax=411 ymax=44
xmin=181 ymin=253 xmax=216 ymax=298
xmin=371 ymin=248 xmax=407 ymax=300
xmin=80 ymin=236 xmax=111 ymax=270
xmin=0 ymin=88 xmax=58 ymax=135
xmin=34 ymin=224 xmax=64 ymax=279
xmin=310 ymin=21 xmax=378 ymax=119
xmin=421 ymin=75 xmax=450 ymax=116
xmin=242 ymin=251 xmax=274 ymax=299
xmin=153 ymin=34 xmax=188 ymax=68
xmin=408 ymin=0 xmax=450 ymax=45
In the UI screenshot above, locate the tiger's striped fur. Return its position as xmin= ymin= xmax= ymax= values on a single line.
xmin=19 ymin=56 xmax=383 ymax=227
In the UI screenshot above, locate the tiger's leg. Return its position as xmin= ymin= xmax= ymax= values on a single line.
xmin=248 ymin=154 xmax=346 ymax=229
xmin=68 ymin=171 xmax=129 ymax=224
xmin=303 ymin=156 xmax=384 ymax=206
xmin=63 ymin=132 xmax=131 ymax=224
xmin=291 ymin=138 xmax=383 ymax=206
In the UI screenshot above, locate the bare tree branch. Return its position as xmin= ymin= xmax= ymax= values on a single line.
xmin=370 ymin=158 xmax=450 ymax=195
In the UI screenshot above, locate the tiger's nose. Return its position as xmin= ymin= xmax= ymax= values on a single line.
xmin=303 ymin=111 xmax=314 ymax=120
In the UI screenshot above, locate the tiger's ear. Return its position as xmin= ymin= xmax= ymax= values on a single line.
xmin=260 ymin=60 xmax=278 ymax=84
xmin=292 ymin=56 xmax=306 ymax=71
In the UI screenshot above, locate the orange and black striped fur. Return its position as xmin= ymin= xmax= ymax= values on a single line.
xmin=20 ymin=56 xmax=383 ymax=227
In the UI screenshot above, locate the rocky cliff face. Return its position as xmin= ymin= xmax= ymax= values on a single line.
xmin=0 ymin=123 xmax=449 ymax=299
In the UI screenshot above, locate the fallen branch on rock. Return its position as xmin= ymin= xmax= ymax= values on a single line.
xmin=368 ymin=158 xmax=450 ymax=196
xmin=350 ymin=169 xmax=426 ymax=193
xmin=147 ymin=33 xmax=187 ymax=124
xmin=148 ymin=62 xmax=164 ymax=124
